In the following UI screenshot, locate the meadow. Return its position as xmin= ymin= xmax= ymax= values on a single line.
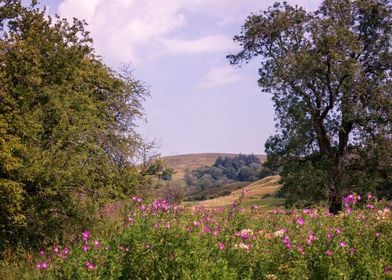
xmin=1 ymin=192 xmax=391 ymax=280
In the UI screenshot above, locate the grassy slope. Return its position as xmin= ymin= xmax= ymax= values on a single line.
xmin=162 ymin=153 xmax=265 ymax=180
xmin=187 ymin=175 xmax=283 ymax=209
xmin=186 ymin=181 xmax=252 ymax=201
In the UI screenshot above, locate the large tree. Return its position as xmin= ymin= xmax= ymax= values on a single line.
xmin=0 ymin=0 xmax=148 ymax=249
xmin=228 ymin=0 xmax=391 ymax=213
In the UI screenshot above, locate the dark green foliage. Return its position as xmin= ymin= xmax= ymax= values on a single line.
xmin=0 ymin=0 xmax=148 ymax=251
xmin=185 ymin=154 xmax=273 ymax=190
xmin=229 ymin=0 xmax=392 ymax=212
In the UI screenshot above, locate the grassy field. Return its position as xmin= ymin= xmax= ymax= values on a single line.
xmin=185 ymin=181 xmax=252 ymax=201
xmin=162 ymin=153 xmax=265 ymax=180
xmin=4 ymin=192 xmax=391 ymax=279
xmin=185 ymin=175 xmax=282 ymax=209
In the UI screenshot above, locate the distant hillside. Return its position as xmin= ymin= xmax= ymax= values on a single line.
xmin=162 ymin=153 xmax=265 ymax=180
xmin=193 ymin=175 xmax=282 ymax=208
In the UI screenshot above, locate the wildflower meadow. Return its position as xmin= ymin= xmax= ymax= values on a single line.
xmin=1 ymin=193 xmax=392 ymax=279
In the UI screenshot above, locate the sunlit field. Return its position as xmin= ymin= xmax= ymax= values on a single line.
xmin=2 ymin=193 xmax=391 ymax=280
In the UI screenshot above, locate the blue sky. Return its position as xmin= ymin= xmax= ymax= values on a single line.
xmin=36 ymin=0 xmax=321 ymax=156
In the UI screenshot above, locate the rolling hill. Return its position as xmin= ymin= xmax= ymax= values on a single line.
xmin=188 ymin=175 xmax=282 ymax=209
xmin=162 ymin=153 xmax=265 ymax=180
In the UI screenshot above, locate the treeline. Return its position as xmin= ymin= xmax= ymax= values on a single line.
xmin=185 ymin=154 xmax=273 ymax=189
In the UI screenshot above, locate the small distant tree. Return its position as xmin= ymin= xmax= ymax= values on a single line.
xmin=229 ymin=0 xmax=391 ymax=213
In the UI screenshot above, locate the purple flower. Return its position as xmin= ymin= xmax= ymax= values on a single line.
xmin=82 ymin=244 xmax=88 ymax=252
xmin=218 ymin=242 xmax=224 ymax=250
xmin=53 ymin=245 xmax=59 ymax=254
xmin=204 ymin=225 xmax=211 ymax=234
xmin=296 ymin=216 xmax=304 ymax=226
xmin=36 ymin=262 xmax=48 ymax=270
xmin=63 ymin=247 xmax=69 ymax=256
xmin=325 ymin=250 xmax=333 ymax=256
xmin=85 ymin=261 xmax=95 ymax=270
xmin=82 ymin=231 xmax=90 ymax=241
xmin=339 ymin=241 xmax=347 ymax=248
xmin=283 ymin=236 xmax=292 ymax=249
xmin=94 ymin=240 xmax=100 ymax=248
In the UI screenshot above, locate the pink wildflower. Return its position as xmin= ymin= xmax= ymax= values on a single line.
xmin=82 ymin=231 xmax=90 ymax=241
xmin=339 ymin=241 xmax=347 ymax=248
xmin=82 ymin=244 xmax=88 ymax=252
xmin=218 ymin=242 xmax=224 ymax=250
xmin=375 ymin=232 xmax=381 ymax=238
xmin=85 ymin=261 xmax=95 ymax=270
xmin=127 ymin=217 xmax=134 ymax=225
xmin=204 ymin=225 xmax=211 ymax=234
xmin=242 ymin=189 xmax=249 ymax=195
xmin=39 ymin=250 xmax=45 ymax=256
xmin=297 ymin=244 xmax=305 ymax=256
xmin=36 ymin=262 xmax=48 ymax=270
xmin=63 ymin=247 xmax=69 ymax=256
xmin=283 ymin=236 xmax=292 ymax=249
xmin=94 ymin=240 xmax=100 ymax=248
xmin=193 ymin=221 xmax=200 ymax=227
xmin=296 ymin=216 xmax=304 ymax=226
xmin=325 ymin=250 xmax=333 ymax=256
xmin=385 ymin=265 xmax=392 ymax=275
xmin=213 ymin=228 xmax=220 ymax=237
xmin=366 ymin=204 xmax=375 ymax=209
xmin=139 ymin=204 xmax=146 ymax=211
xmin=53 ymin=245 xmax=59 ymax=254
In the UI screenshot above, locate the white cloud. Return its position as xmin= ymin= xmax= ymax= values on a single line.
xmin=58 ymin=0 xmax=322 ymax=65
xmin=198 ymin=65 xmax=243 ymax=89
xmin=163 ymin=35 xmax=235 ymax=54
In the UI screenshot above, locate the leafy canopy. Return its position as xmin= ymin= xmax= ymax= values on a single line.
xmin=229 ymin=0 xmax=391 ymax=211
xmin=0 ymin=0 xmax=149 ymax=249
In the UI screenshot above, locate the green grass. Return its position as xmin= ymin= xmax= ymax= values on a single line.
xmin=2 ymin=194 xmax=392 ymax=279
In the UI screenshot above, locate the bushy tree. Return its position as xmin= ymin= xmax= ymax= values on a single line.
xmin=229 ymin=0 xmax=391 ymax=213
xmin=0 ymin=0 xmax=148 ymax=250
xmin=185 ymin=154 xmax=272 ymax=191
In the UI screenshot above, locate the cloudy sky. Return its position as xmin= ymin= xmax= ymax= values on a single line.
xmin=37 ymin=0 xmax=321 ymax=156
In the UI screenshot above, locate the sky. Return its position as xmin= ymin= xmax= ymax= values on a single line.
xmin=35 ymin=0 xmax=321 ymax=156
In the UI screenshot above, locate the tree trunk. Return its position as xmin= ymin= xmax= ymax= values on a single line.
xmin=328 ymin=188 xmax=342 ymax=214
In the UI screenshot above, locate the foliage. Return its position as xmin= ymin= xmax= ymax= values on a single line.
xmin=2 ymin=194 xmax=392 ymax=279
xmin=228 ymin=0 xmax=392 ymax=212
xmin=185 ymin=154 xmax=273 ymax=190
xmin=0 ymin=0 xmax=148 ymax=251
